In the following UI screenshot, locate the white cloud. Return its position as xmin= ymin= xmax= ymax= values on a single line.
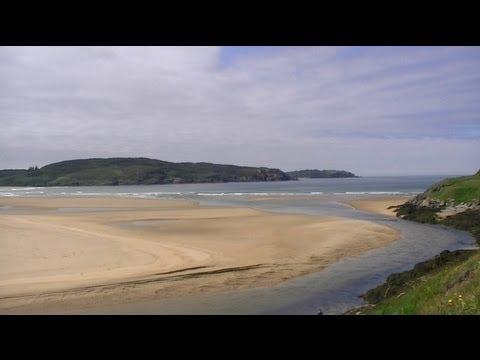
xmin=0 ymin=46 xmax=479 ymax=175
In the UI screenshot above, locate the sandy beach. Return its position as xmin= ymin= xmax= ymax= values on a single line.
xmin=343 ymin=196 xmax=412 ymax=217
xmin=0 ymin=196 xmax=400 ymax=314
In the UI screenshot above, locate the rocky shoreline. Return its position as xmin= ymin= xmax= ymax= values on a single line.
xmin=408 ymin=193 xmax=480 ymax=219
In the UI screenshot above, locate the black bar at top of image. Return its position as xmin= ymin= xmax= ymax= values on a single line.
xmin=0 ymin=29 xmax=479 ymax=46
xmin=1 ymin=5 xmax=479 ymax=46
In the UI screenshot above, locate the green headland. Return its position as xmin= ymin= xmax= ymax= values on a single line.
xmin=0 ymin=158 xmax=292 ymax=186
xmin=0 ymin=158 xmax=361 ymax=186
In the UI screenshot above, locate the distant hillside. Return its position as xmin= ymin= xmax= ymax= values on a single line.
xmin=287 ymin=169 xmax=358 ymax=179
xmin=0 ymin=158 xmax=292 ymax=186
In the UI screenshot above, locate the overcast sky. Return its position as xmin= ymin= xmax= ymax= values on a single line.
xmin=1 ymin=46 xmax=479 ymax=175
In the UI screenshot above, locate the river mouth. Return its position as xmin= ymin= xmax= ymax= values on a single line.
xmin=2 ymin=178 xmax=475 ymax=314
xmin=73 ymin=195 xmax=476 ymax=315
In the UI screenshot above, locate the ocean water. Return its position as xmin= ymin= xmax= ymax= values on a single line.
xmin=1 ymin=175 xmax=476 ymax=314
xmin=0 ymin=175 xmax=457 ymax=199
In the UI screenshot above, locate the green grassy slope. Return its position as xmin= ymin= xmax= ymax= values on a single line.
xmin=358 ymin=209 xmax=480 ymax=315
xmin=0 ymin=158 xmax=292 ymax=186
xmin=424 ymin=173 xmax=480 ymax=204
xmin=364 ymin=250 xmax=480 ymax=315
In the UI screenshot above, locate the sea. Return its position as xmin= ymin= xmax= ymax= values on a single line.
xmin=0 ymin=175 xmax=458 ymax=199
xmin=1 ymin=175 xmax=477 ymax=314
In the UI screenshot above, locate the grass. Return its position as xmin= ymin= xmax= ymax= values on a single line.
xmin=426 ymin=174 xmax=480 ymax=204
xmin=357 ymin=204 xmax=480 ymax=315
xmin=363 ymin=250 xmax=477 ymax=304
xmin=364 ymin=251 xmax=480 ymax=315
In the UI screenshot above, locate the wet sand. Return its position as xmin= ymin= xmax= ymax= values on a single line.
xmin=0 ymin=196 xmax=399 ymax=314
xmin=343 ymin=196 xmax=412 ymax=217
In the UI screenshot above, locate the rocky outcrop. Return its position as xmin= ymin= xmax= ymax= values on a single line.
xmin=409 ymin=193 xmax=480 ymax=211
xmin=408 ymin=193 xmax=445 ymax=209
xmin=397 ymin=173 xmax=480 ymax=222
xmin=256 ymin=168 xmax=291 ymax=181
xmin=287 ymin=169 xmax=358 ymax=179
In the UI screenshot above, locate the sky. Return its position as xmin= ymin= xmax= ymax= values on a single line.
xmin=0 ymin=46 xmax=479 ymax=176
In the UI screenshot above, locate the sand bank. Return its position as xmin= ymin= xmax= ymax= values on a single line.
xmin=343 ymin=196 xmax=412 ymax=217
xmin=0 ymin=196 xmax=399 ymax=313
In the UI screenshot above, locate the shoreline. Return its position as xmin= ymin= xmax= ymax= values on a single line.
xmin=343 ymin=196 xmax=479 ymax=315
xmin=0 ymin=196 xmax=400 ymax=314
xmin=342 ymin=196 xmax=413 ymax=217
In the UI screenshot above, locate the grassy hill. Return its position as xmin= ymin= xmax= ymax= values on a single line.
xmin=361 ymin=249 xmax=480 ymax=315
xmin=287 ymin=169 xmax=357 ymax=178
xmin=350 ymin=170 xmax=480 ymax=315
xmin=424 ymin=174 xmax=480 ymax=204
xmin=0 ymin=158 xmax=292 ymax=186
